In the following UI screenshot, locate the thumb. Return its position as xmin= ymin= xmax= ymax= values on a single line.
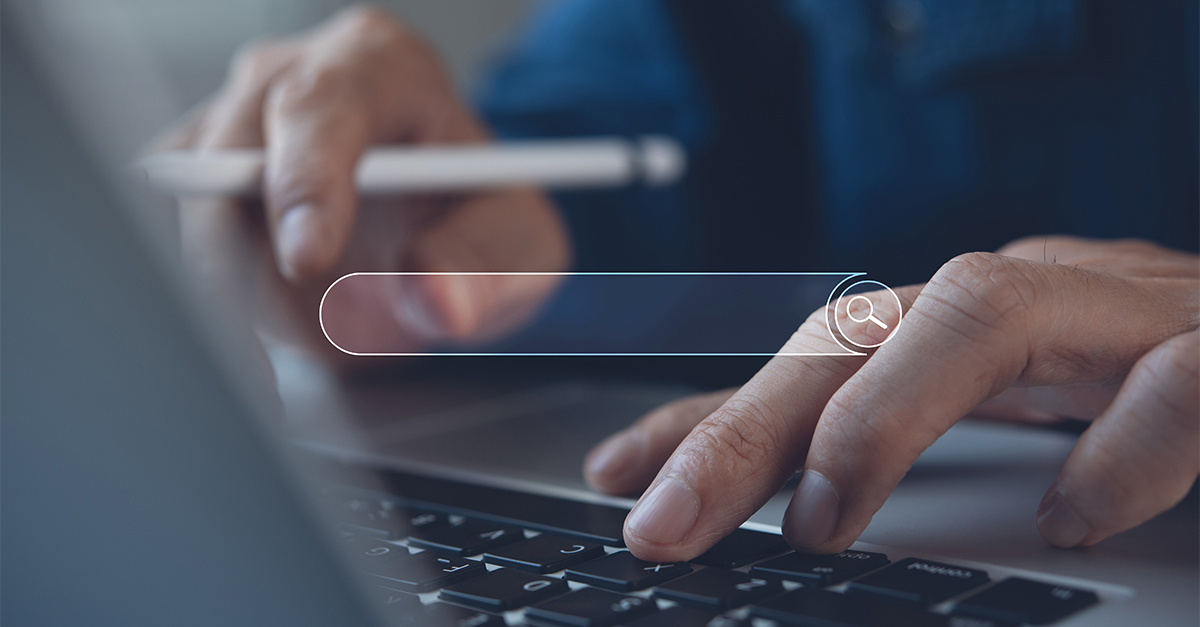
xmin=400 ymin=189 xmax=570 ymax=343
xmin=317 ymin=188 xmax=570 ymax=354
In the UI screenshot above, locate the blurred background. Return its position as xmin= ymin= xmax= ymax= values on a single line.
xmin=12 ymin=0 xmax=536 ymax=160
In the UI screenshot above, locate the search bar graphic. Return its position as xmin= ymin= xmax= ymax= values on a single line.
xmin=319 ymin=272 xmax=902 ymax=356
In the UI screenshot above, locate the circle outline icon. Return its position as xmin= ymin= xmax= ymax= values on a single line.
xmin=834 ymin=280 xmax=904 ymax=350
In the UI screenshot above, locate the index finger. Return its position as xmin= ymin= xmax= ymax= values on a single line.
xmin=622 ymin=284 xmax=921 ymax=563
xmin=261 ymin=8 xmax=486 ymax=281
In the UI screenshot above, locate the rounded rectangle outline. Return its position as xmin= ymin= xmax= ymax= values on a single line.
xmin=319 ymin=272 xmax=870 ymax=357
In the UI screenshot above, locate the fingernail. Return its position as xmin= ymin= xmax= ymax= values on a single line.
xmin=1037 ymin=490 xmax=1090 ymax=548
xmin=276 ymin=204 xmax=321 ymax=280
xmin=586 ymin=432 xmax=642 ymax=485
xmin=783 ymin=469 xmax=840 ymax=549
xmin=625 ymin=476 xmax=700 ymax=545
xmin=390 ymin=277 xmax=445 ymax=341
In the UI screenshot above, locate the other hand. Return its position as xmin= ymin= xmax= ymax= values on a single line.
xmin=585 ymin=236 xmax=1198 ymax=560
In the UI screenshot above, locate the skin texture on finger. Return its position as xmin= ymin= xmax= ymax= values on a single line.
xmin=791 ymin=252 xmax=1199 ymax=553
xmin=621 ymin=286 xmax=923 ymax=563
xmin=998 ymin=235 xmax=1200 ymax=279
xmin=261 ymin=7 xmax=487 ymax=282
xmin=585 ymin=388 xmax=737 ymax=496
xmin=1037 ymin=329 xmax=1200 ymax=548
xmin=260 ymin=5 xmax=494 ymax=281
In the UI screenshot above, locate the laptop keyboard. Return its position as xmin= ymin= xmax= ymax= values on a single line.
xmin=321 ymin=465 xmax=1103 ymax=627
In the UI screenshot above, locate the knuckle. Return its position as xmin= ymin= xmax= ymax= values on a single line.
xmin=229 ymin=36 xmax=286 ymax=84
xmin=331 ymin=5 xmax=412 ymax=50
xmin=926 ymin=252 xmax=1039 ymax=327
xmin=270 ymin=63 xmax=359 ymax=111
xmin=995 ymin=235 xmax=1065 ymax=259
xmin=336 ymin=5 xmax=399 ymax=34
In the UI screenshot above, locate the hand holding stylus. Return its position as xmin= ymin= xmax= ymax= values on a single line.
xmin=149 ymin=6 xmax=571 ymax=358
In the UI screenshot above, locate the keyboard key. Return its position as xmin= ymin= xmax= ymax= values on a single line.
xmin=367 ymin=552 xmax=485 ymax=593
xmin=371 ymin=587 xmax=422 ymax=611
xmin=654 ymin=568 xmax=783 ymax=609
xmin=483 ymin=535 xmax=605 ymax=573
xmin=526 ymin=587 xmax=656 ymax=627
xmin=751 ymin=550 xmax=889 ymax=586
xmin=690 ymin=528 xmax=789 ymax=568
xmin=440 ymin=567 xmax=568 ymax=611
xmin=954 ymin=578 xmax=1099 ymax=625
xmin=620 ymin=605 xmax=749 ymax=626
xmin=327 ymin=490 xmax=447 ymax=540
xmin=343 ymin=537 xmax=411 ymax=565
xmin=415 ymin=602 xmax=505 ymax=627
xmin=565 ymin=551 xmax=691 ymax=591
xmin=317 ymin=460 xmax=629 ymax=545
xmin=751 ymin=588 xmax=960 ymax=627
xmin=408 ymin=519 xmax=522 ymax=556
xmin=847 ymin=558 xmax=989 ymax=606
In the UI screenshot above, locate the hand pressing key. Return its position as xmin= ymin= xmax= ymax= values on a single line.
xmin=585 ymin=236 xmax=1199 ymax=560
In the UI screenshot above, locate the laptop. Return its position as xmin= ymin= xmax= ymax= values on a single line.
xmin=4 ymin=11 xmax=1197 ymax=627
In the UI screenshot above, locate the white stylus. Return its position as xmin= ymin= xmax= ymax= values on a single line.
xmin=137 ymin=135 xmax=686 ymax=197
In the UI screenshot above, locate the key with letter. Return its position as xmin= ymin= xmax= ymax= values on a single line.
xmin=954 ymin=578 xmax=1098 ymax=625
xmin=565 ymin=551 xmax=691 ymax=591
xmin=751 ymin=550 xmax=889 ymax=586
xmin=653 ymin=568 xmax=782 ymax=609
xmin=690 ymin=528 xmax=790 ymax=569
xmin=440 ymin=567 xmax=568 ymax=611
xmin=343 ymin=537 xmax=410 ymax=565
xmin=847 ymin=558 xmax=989 ymax=606
xmin=366 ymin=552 xmax=485 ymax=593
xmin=526 ymin=587 xmax=656 ymax=627
xmin=483 ymin=535 xmax=604 ymax=573
xmin=408 ymin=518 xmax=521 ymax=556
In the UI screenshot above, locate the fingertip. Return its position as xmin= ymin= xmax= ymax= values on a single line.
xmin=274 ymin=203 xmax=336 ymax=281
xmin=623 ymin=476 xmax=701 ymax=562
xmin=781 ymin=469 xmax=843 ymax=553
xmin=399 ymin=272 xmax=479 ymax=341
xmin=1036 ymin=487 xmax=1092 ymax=549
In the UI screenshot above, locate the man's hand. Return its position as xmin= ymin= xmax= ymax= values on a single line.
xmin=585 ymin=236 xmax=1198 ymax=561
xmin=151 ymin=6 xmax=569 ymax=358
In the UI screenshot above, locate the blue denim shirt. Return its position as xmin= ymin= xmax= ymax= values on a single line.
xmin=471 ymin=0 xmax=1197 ymax=351
xmin=478 ymin=0 xmax=1196 ymax=271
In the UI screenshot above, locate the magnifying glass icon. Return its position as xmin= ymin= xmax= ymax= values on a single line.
xmin=846 ymin=295 xmax=888 ymax=330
